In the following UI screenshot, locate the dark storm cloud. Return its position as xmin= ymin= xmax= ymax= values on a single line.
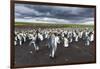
xmin=15 ymin=3 xmax=95 ymax=24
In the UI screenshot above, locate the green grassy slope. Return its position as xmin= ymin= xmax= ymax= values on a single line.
xmin=15 ymin=22 xmax=94 ymax=28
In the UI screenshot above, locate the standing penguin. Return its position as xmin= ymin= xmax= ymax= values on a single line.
xmin=83 ymin=31 xmax=90 ymax=46
xmin=35 ymin=29 xmax=41 ymax=51
xmin=84 ymin=35 xmax=90 ymax=46
xmin=89 ymin=31 xmax=94 ymax=42
xmin=64 ymin=35 xmax=69 ymax=47
xmin=48 ymin=33 xmax=58 ymax=58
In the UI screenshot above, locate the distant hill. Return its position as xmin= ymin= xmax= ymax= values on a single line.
xmin=15 ymin=22 xmax=94 ymax=28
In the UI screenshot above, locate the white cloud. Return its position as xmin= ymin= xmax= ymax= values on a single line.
xmin=15 ymin=4 xmax=44 ymax=16
xmin=15 ymin=13 xmax=21 ymax=16
xmin=15 ymin=17 xmax=74 ymax=24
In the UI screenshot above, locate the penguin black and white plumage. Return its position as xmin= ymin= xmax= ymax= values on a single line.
xmin=64 ymin=35 xmax=69 ymax=47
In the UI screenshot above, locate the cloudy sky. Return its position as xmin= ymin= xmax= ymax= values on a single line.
xmin=15 ymin=3 xmax=95 ymax=24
